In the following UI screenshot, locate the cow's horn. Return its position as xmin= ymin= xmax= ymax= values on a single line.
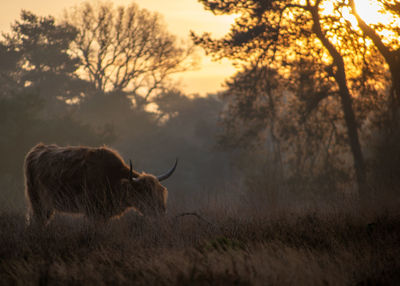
xmin=157 ymin=158 xmax=178 ymax=181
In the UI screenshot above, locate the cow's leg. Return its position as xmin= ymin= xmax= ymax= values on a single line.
xmin=29 ymin=201 xmax=53 ymax=227
xmin=26 ymin=184 xmax=53 ymax=228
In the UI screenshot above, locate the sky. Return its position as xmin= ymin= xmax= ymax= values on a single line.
xmin=0 ymin=0 xmax=238 ymax=95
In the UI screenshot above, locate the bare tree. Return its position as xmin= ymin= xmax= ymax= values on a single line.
xmin=65 ymin=1 xmax=195 ymax=109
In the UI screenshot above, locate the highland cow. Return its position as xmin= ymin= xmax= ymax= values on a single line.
xmin=24 ymin=143 xmax=177 ymax=226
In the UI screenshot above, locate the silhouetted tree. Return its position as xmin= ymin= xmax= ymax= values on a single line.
xmin=218 ymin=59 xmax=352 ymax=197
xmin=192 ymin=0 xmax=393 ymax=195
xmin=65 ymin=1 xmax=195 ymax=110
xmin=0 ymin=43 xmax=21 ymax=98
xmin=2 ymin=11 xmax=89 ymax=115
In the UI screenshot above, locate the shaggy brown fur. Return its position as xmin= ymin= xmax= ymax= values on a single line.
xmin=24 ymin=143 xmax=169 ymax=226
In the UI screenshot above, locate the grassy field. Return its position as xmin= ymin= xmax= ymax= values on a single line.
xmin=0 ymin=202 xmax=400 ymax=285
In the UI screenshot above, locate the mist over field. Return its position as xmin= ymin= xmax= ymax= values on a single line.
xmin=1 ymin=0 xmax=400 ymax=285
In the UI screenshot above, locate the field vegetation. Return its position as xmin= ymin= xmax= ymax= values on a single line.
xmin=1 ymin=200 xmax=400 ymax=285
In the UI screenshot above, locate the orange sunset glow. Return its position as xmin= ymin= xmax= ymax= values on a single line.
xmin=0 ymin=0 xmax=395 ymax=95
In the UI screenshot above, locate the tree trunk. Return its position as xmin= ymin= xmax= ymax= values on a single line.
xmin=310 ymin=5 xmax=367 ymax=195
xmin=388 ymin=54 xmax=400 ymax=124
xmin=335 ymin=63 xmax=367 ymax=194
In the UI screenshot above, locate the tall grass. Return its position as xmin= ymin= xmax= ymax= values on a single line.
xmin=1 ymin=200 xmax=400 ymax=285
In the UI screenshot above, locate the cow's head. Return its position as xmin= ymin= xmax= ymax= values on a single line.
xmin=123 ymin=159 xmax=177 ymax=216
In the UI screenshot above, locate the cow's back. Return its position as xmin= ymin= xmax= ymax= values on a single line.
xmin=25 ymin=144 xmax=130 ymax=211
xmin=26 ymin=144 xmax=88 ymax=183
xmin=25 ymin=144 xmax=90 ymax=210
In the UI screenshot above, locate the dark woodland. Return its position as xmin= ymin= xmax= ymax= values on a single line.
xmin=1 ymin=0 xmax=400 ymax=284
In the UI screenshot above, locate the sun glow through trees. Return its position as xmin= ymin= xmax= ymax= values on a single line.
xmin=353 ymin=0 xmax=391 ymax=25
xmin=352 ymin=0 xmax=400 ymax=45
xmin=320 ymin=0 xmax=399 ymax=49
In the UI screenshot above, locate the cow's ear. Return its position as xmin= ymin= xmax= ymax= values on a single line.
xmin=129 ymin=176 xmax=145 ymax=189
xmin=131 ymin=176 xmax=150 ymax=195
xmin=131 ymin=176 xmax=140 ymax=183
xmin=121 ymin=178 xmax=131 ymax=189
